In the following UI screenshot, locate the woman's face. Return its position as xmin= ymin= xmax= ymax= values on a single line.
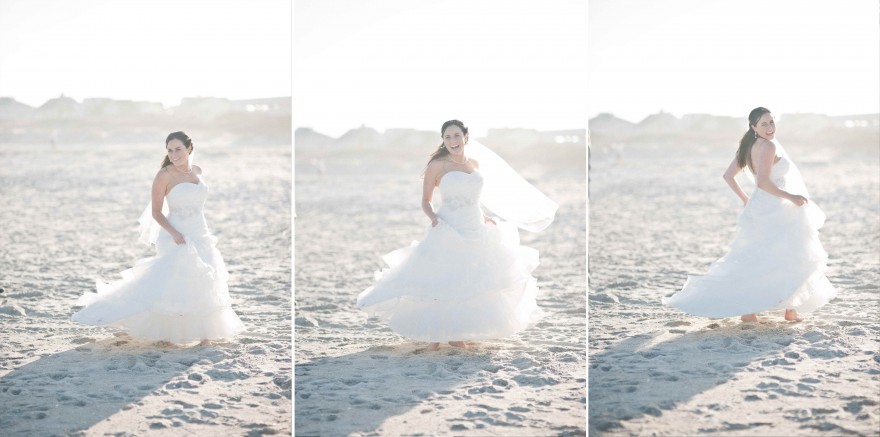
xmin=442 ymin=125 xmax=468 ymax=156
xmin=752 ymin=113 xmax=776 ymax=141
xmin=166 ymin=139 xmax=191 ymax=167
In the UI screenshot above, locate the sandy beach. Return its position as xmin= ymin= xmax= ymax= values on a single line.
xmin=588 ymin=141 xmax=880 ymax=436
xmin=294 ymin=140 xmax=587 ymax=436
xmin=0 ymin=142 xmax=291 ymax=435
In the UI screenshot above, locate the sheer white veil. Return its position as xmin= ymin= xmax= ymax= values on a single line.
xmin=137 ymin=198 xmax=166 ymax=246
xmin=466 ymin=139 xmax=558 ymax=232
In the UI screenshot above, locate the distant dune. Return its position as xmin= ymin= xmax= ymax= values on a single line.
xmin=0 ymin=96 xmax=291 ymax=146
xmin=295 ymin=126 xmax=587 ymax=178
xmin=590 ymin=111 xmax=880 ymax=154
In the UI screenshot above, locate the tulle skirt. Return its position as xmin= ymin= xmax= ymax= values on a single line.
xmin=663 ymin=188 xmax=837 ymax=317
xmin=357 ymin=220 xmax=543 ymax=342
xmin=72 ymin=230 xmax=245 ymax=343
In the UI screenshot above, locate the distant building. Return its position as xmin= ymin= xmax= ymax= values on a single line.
xmin=173 ymin=97 xmax=236 ymax=119
xmin=82 ymin=98 xmax=166 ymax=117
xmin=231 ymin=97 xmax=290 ymax=115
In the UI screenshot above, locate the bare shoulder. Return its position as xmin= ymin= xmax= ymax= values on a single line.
xmin=424 ymin=159 xmax=447 ymax=185
xmin=152 ymin=167 xmax=171 ymax=191
xmin=192 ymin=164 xmax=203 ymax=175
xmin=469 ymin=158 xmax=480 ymax=169
xmin=754 ymin=138 xmax=775 ymax=151
xmin=154 ymin=166 xmax=172 ymax=181
xmin=425 ymin=159 xmax=446 ymax=175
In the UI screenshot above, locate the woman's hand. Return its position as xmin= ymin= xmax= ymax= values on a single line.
xmin=484 ymin=216 xmax=496 ymax=225
xmin=788 ymin=194 xmax=808 ymax=206
xmin=431 ymin=216 xmax=439 ymax=227
xmin=171 ymin=230 xmax=186 ymax=245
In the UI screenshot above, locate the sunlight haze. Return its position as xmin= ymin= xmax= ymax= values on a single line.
xmin=589 ymin=0 xmax=880 ymax=123
xmin=0 ymin=0 xmax=291 ymax=108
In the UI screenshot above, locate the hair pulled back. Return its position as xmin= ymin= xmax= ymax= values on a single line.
xmin=161 ymin=131 xmax=193 ymax=168
xmin=427 ymin=120 xmax=468 ymax=164
xmin=736 ymin=107 xmax=771 ymax=172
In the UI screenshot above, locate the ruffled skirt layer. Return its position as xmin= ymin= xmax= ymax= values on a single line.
xmin=663 ymin=188 xmax=837 ymax=318
xmin=357 ymin=220 xmax=543 ymax=342
xmin=72 ymin=229 xmax=245 ymax=343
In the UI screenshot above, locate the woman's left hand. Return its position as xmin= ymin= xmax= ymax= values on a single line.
xmin=788 ymin=194 xmax=809 ymax=206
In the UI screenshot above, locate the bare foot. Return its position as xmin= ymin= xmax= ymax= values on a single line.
xmin=426 ymin=343 xmax=440 ymax=351
xmin=199 ymin=339 xmax=211 ymax=346
xmin=740 ymin=313 xmax=758 ymax=323
xmin=784 ymin=309 xmax=802 ymax=322
xmin=448 ymin=341 xmax=468 ymax=349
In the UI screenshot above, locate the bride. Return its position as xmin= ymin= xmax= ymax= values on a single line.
xmin=72 ymin=131 xmax=245 ymax=345
xmin=357 ymin=120 xmax=557 ymax=350
xmin=663 ymin=108 xmax=836 ymax=322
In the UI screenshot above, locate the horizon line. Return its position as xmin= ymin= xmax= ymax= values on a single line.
xmin=590 ymin=111 xmax=880 ymax=125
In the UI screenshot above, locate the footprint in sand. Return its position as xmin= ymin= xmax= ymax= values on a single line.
xmin=761 ymin=358 xmax=794 ymax=367
xmin=665 ymin=320 xmax=691 ymax=327
xmin=492 ymin=378 xmax=510 ymax=387
xmin=843 ymin=397 xmax=878 ymax=414
xmin=641 ymin=406 xmax=662 ymax=417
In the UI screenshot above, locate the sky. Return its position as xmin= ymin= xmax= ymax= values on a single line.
xmin=0 ymin=0 xmax=291 ymax=108
xmin=5 ymin=1 xmax=874 ymax=134
xmin=295 ymin=0 xmax=588 ymax=137
xmin=590 ymin=0 xmax=880 ymax=123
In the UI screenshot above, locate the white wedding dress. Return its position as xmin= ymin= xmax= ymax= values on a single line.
xmin=357 ymin=169 xmax=545 ymax=342
xmin=72 ymin=179 xmax=245 ymax=343
xmin=664 ymin=141 xmax=836 ymax=317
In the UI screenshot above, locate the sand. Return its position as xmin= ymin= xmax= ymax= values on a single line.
xmin=588 ymin=142 xmax=880 ymax=436
xmin=0 ymin=143 xmax=291 ymax=435
xmin=294 ymin=145 xmax=587 ymax=436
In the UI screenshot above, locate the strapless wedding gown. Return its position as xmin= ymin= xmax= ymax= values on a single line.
xmin=664 ymin=141 xmax=836 ymax=317
xmin=72 ymin=180 xmax=245 ymax=343
xmin=357 ymin=169 xmax=544 ymax=342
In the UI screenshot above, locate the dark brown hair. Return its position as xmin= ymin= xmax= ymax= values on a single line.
xmin=161 ymin=131 xmax=193 ymax=168
xmin=736 ymin=107 xmax=771 ymax=172
xmin=427 ymin=120 xmax=468 ymax=164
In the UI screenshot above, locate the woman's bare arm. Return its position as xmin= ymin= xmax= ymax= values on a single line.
xmin=722 ymin=157 xmax=749 ymax=206
xmin=151 ymin=169 xmax=186 ymax=244
xmin=422 ymin=162 xmax=441 ymax=227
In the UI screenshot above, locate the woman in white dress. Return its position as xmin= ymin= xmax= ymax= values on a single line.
xmin=357 ymin=120 xmax=557 ymax=350
xmin=72 ymin=132 xmax=245 ymax=345
xmin=664 ymin=107 xmax=836 ymax=322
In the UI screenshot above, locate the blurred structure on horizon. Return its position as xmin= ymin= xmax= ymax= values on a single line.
xmin=295 ymin=125 xmax=587 ymax=177
xmin=590 ymin=111 xmax=880 ymax=158
xmin=0 ymin=95 xmax=291 ymax=146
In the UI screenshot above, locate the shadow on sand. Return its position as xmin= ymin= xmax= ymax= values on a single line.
xmin=295 ymin=342 xmax=497 ymax=436
xmin=589 ymin=321 xmax=801 ymax=435
xmin=0 ymin=335 xmax=224 ymax=435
